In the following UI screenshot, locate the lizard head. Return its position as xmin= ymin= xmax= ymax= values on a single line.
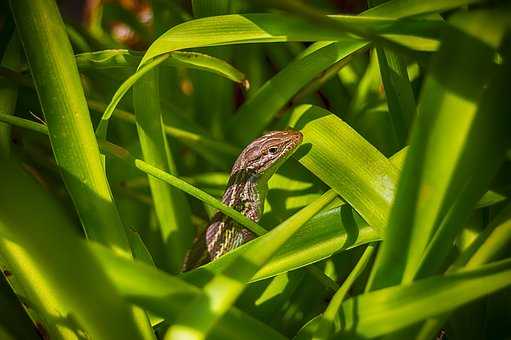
xmin=231 ymin=130 xmax=303 ymax=178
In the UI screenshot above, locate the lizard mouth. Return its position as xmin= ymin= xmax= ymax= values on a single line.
xmin=290 ymin=130 xmax=303 ymax=146
xmin=285 ymin=130 xmax=303 ymax=153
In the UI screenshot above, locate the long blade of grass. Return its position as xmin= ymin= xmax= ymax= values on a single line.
xmin=100 ymin=142 xmax=268 ymax=236
xmin=133 ymin=68 xmax=194 ymax=273
xmin=10 ymin=0 xmax=133 ymax=256
xmin=9 ymin=1 xmax=154 ymax=336
xmin=363 ymin=0 xmax=483 ymax=18
xmin=295 ymin=244 xmax=376 ymax=340
xmin=261 ymin=0 xmax=431 ymax=58
xmin=369 ymin=0 xmax=417 ymax=148
xmin=415 ymin=37 xmax=511 ymax=278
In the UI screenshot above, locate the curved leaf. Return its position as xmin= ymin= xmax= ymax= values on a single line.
xmin=77 ymin=49 xmax=246 ymax=84
xmin=289 ymin=104 xmax=399 ymax=231
xmin=140 ymin=13 xmax=441 ymax=66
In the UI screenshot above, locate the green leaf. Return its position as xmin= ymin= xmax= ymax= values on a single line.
xmin=333 ymin=258 xmax=511 ymax=338
xmin=289 ymin=104 xmax=399 ymax=232
xmin=133 ymin=68 xmax=193 ymax=273
xmin=126 ymin=227 xmax=156 ymax=267
xmin=140 ymin=13 xmax=440 ymax=67
xmin=372 ymin=42 xmax=417 ymax=149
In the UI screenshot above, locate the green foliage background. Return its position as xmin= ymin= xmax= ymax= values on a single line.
xmin=0 ymin=0 xmax=510 ymax=339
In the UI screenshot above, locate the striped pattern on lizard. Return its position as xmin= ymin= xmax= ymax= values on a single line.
xmin=182 ymin=130 xmax=303 ymax=271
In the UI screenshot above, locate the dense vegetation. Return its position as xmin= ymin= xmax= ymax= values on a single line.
xmin=0 ymin=0 xmax=510 ymax=339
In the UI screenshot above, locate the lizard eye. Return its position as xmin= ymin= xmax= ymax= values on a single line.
xmin=268 ymin=146 xmax=279 ymax=155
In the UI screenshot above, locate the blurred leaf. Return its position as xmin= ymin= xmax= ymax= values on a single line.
xmin=10 ymin=0 xmax=139 ymax=258
xmin=0 ymin=34 xmax=21 ymax=158
xmin=126 ymin=227 xmax=156 ymax=267
xmin=0 ymin=273 xmax=39 ymax=340
xmin=90 ymin=242 xmax=287 ymax=340
xmin=363 ymin=0 xmax=483 ymax=18
xmin=368 ymin=7 xmax=511 ymax=291
xmin=0 ymin=161 xmax=152 ymax=339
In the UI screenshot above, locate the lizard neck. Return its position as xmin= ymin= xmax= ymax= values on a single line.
xmin=222 ymin=170 xmax=265 ymax=222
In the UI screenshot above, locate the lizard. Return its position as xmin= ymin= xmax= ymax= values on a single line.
xmin=182 ymin=130 xmax=303 ymax=271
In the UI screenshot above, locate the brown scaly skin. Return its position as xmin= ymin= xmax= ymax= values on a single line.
xmin=182 ymin=130 xmax=303 ymax=271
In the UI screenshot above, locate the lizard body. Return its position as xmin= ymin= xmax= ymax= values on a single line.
xmin=182 ymin=130 xmax=303 ymax=271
